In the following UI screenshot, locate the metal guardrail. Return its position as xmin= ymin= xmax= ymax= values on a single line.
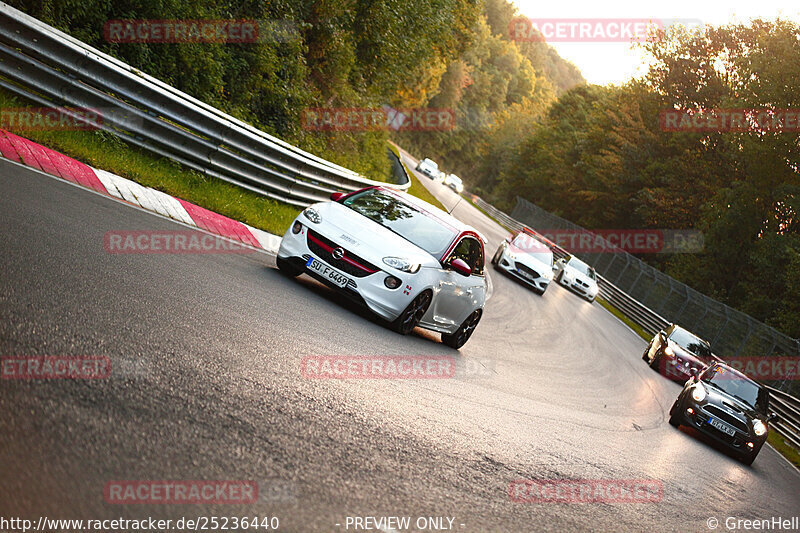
xmin=472 ymin=195 xmax=800 ymax=453
xmin=0 ymin=3 xmax=409 ymax=207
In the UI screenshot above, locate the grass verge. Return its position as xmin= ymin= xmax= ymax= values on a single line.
xmin=767 ymin=431 xmax=800 ymax=469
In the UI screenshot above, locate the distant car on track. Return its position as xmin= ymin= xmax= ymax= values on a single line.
xmin=415 ymin=158 xmax=439 ymax=179
xmin=669 ymin=362 xmax=776 ymax=465
xmin=444 ymin=174 xmax=464 ymax=193
xmin=553 ymin=255 xmax=598 ymax=302
xmin=491 ymin=230 xmax=554 ymax=295
xmin=277 ymin=186 xmax=486 ymax=348
xmin=643 ymin=324 xmax=719 ymax=382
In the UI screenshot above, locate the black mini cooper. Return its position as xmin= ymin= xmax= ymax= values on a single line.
xmin=669 ymin=362 xmax=777 ymax=465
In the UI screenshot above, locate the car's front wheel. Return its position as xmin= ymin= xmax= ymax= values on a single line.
xmin=276 ymin=256 xmax=302 ymax=277
xmin=649 ymin=350 xmax=663 ymax=372
xmin=391 ymin=290 xmax=432 ymax=335
xmin=642 ymin=340 xmax=653 ymax=361
xmin=442 ymin=309 xmax=482 ymax=349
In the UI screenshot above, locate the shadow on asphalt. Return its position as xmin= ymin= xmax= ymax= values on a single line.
xmin=262 ymin=266 xmax=462 ymax=353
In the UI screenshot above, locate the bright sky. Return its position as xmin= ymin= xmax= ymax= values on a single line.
xmin=512 ymin=0 xmax=800 ymax=85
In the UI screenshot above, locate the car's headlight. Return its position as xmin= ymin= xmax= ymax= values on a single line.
xmin=382 ymin=257 xmax=420 ymax=273
xmin=691 ymin=384 xmax=707 ymax=402
xmin=456 ymin=184 xmax=464 ymax=192
xmin=664 ymin=343 xmax=675 ymax=357
xmin=303 ymin=207 xmax=321 ymax=224
xmin=753 ymin=419 xmax=767 ymax=436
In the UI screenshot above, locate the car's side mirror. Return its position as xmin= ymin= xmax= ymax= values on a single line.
xmin=689 ymin=367 xmax=699 ymax=377
xmin=450 ymin=258 xmax=472 ymax=277
xmin=767 ymin=413 xmax=778 ymax=423
xmin=658 ymin=330 xmax=666 ymax=341
xmin=504 ymin=236 xmax=512 ymax=243
xmin=330 ymin=192 xmax=346 ymax=202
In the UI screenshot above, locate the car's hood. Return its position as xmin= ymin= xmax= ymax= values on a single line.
xmin=311 ymin=201 xmax=441 ymax=268
xmin=564 ymin=266 xmax=597 ymax=287
xmin=704 ymin=386 xmax=762 ymax=421
xmin=508 ymin=245 xmax=552 ymax=274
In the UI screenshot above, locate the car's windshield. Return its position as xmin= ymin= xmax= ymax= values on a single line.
xmin=669 ymin=327 xmax=712 ymax=360
xmin=343 ymin=189 xmax=457 ymax=257
xmin=568 ymin=258 xmax=596 ymax=280
xmin=512 ymin=234 xmax=553 ymax=266
xmin=702 ymin=366 xmax=769 ymax=412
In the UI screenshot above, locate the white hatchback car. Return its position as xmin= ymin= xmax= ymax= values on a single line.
xmin=415 ymin=158 xmax=439 ymax=179
xmin=277 ymin=186 xmax=487 ymax=348
xmin=491 ymin=230 xmax=554 ymax=294
xmin=553 ymin=255 xmax=599 ymax=302
xmin=444 ymin=174 xmax=464 ymax=193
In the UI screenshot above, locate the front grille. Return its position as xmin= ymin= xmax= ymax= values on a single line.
xmin=577 ymin=280 xmax=589 ymax=287
xmin=515 ymin=263 xmax=540 ymax=279
xmin=703 ymin=405 xmax=749 ymax=433
xmin=306 ymin=230 xmax=379 ymax=278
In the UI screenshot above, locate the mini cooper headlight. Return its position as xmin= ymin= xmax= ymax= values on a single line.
xmin=382 ymin=257 xmax=420 ymax=273
xmin=303 ymin=207 xmax=321 ymax=224
xmin=691 ymin=384 xmax=707 ymax=402
xmin=753 ymin=419 xmax=767 ymax=436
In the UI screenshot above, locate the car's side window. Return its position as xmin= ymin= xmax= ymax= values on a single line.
xmin=449 ymin=237 xmax=484 ymax=276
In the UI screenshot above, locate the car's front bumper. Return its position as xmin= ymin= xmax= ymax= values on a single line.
xmin=278 ymin=222 xmax=413 ymax=321
xmin=559 ymin=276 xmax=597 ymax=300
xmin=677 ymin=398 xmax=765 ymax=456
xmin=496 ymin=255 xmax=551 ymax=293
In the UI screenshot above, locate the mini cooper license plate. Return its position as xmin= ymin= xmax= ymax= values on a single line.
xmin=708 ymin=417 xmax=736 ymax=436
xmin=306 ymin=257 xmax=349 ymax=288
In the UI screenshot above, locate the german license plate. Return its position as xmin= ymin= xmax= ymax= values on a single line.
xmin=306 ymin=257 xmax=349 ymax=288
xmin=709 ymin=417 xmax=735 ymax=436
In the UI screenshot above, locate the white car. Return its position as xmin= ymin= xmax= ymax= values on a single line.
xmin=444 ymin=174 xmax=464 ymax=193
xmin=415 ymin=158 xmax=439 ymax=179
xmin=553 ymin=255 xmax=599 ymax=302
xmin=491 ymin=230 xmax=554 ymax=295
xmin=277 ymin=186 xmax=487 ymax=348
